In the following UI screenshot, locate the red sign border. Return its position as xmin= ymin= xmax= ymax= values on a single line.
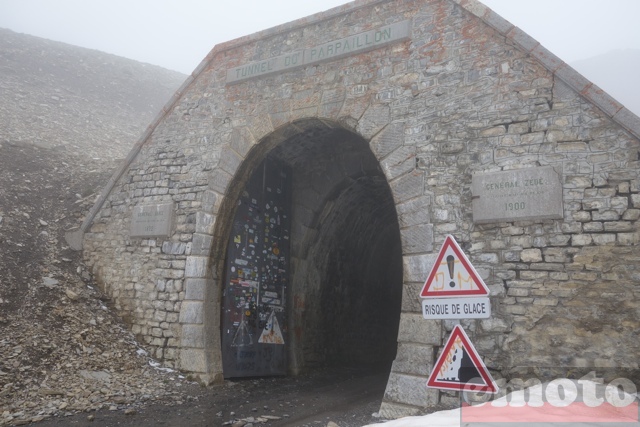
xmin=420 ymin=235 xmax=490 ymax=298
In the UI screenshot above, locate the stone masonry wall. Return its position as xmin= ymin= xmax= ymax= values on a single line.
xmin=82 ymin=0 xmax=640 ymax=417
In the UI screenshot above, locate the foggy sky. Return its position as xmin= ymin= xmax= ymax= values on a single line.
xmin=0 ymin=0 xmax=638 ymax=74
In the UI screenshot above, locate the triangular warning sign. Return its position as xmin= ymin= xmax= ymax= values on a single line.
xmin=427 ymin=325 xmax=498 ymax=394
xmin=258 ymin=310 xmax=285 ymax=345
xmin=420 ymin=235 xmax=489 ymax=298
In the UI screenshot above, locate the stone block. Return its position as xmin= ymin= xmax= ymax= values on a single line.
xmin=583 ymin=222 xmax=603 ymax=232
xmin=396 ymin=196 xmax=431 ymax=228
xmin=401 ymin=282 xmax=423 ymax=313
xmin=391 ymin=343 xmax=434 ymax=376
xmin=484 ymin=10 xmax=514 ymax=35
xmin=403 ymin=254 xmax=437 ymax=282
xmin=505 ymin=305 xmax=526 ymax=315
xmin=181 ymin=324 xmax=205 ymax=348
xmin=185 ymin=278 xmax=208 ymax=300
xmin=582 ymin=83 xmax=623 ymax=117
xmin=506 ymin=26 xmax=539 ymax=53
xmin=592 ymin=210 xmax=620 ymax=221
xmin=613 ymin=107 xmax=640 ymax=135
xmin=381 ymin=146 xmax=416 ymax=181
xmin=401 ymin=224 xmax=434 ymax=255
xmin=218 ymin=146 xmax=243 ymax=175
xmin=357 ymin=104 xmax=390 ymax=140
xmin=555 ymin=64 xmax=591 ymax=94
xmin=179 ymin=348 xmax=207 ymax=373
xmin=209 ymin=169 xmax=232 ymax=194
xmin=196 ymin=211 xmax=216 ymax=234
xmin=179 ymin=301 xmax=204 ymax=324
xmin=520 ymin=270 xmax=548 ymax=280
xmin=383 ymin=372 xmax=438 ymax=408
xmin=378 ymin=401 xmax=422 ymax=419
xmin=571 ymin=234 xmax=593 ymax=246
xmin=201 ymin=190 xmax=220 ymax=213
xmin=604 ymin=221 xmax=634 ymax=232
xmin=390 ymin=171 xmax=424 ymax=203
xmin=548 ymin=234 xmax=571 ymax=246
xmin=397 ymin=313 xmax=441 ymax=345
xmin=229 ymin=127 xmax=256 ymax=158
xmin=520 ymin=249 xmax=542 ymax=262
xmin=533 ymin=297 xmax=558 ymax=306
xmin=185 ymin=256 xmax=208 ymax=278
xmin=370 ymin=122 xmax=405 ymax=159
xmin=531 ymin=44 xmax=564 ymax=72
xmin=191 ymin=233 xmax=213 ymax=256
xmin=507 ymin=288 xmax=529 ymax=297
xmin=592 ymin=234 xmax=616 ymax=245
xmin=618 ymin=232 xmax=639 ymax=245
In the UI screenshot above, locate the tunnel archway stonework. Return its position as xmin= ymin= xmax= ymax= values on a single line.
xmin=81 ymin=0 xmax=640 ymax=418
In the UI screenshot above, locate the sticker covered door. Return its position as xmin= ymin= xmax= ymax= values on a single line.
xmin=221 ymin=157 xmax=291 ymax=377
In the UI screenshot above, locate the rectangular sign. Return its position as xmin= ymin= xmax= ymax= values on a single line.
xmin=422 ymin=297 xmax=491 ymax=320
xmin=130 ymin=203 xmax=174 ymax=238
xmin=472 ymin=166 xmax=563 ymax=223
xmin=226 ymin=20 xmax=411 ymax=84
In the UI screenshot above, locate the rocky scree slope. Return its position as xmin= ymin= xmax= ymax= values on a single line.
xmin=0 ymin=28 xmax=195 ymax=426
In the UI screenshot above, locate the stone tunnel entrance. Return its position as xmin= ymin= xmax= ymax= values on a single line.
xmin=219 ymin=121 xmax=404 ymax=378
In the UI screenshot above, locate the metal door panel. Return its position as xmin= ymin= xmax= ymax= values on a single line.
xmin=221 ymin=157 xmax=291 ymax=377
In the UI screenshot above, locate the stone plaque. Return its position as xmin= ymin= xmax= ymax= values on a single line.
xmin=472 ymin=167 xmax=563 ymax=223
xmin=130 ymin=203 xmax=174 ymax=237
xmin=226 ymin=20 xmax=411 ymax=84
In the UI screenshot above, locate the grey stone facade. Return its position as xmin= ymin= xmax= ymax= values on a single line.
xmin=78 ymin=0 xmax=640 ymax=417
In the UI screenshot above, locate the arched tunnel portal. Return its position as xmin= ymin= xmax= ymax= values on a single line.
xmin=218 ymin=121 xmax=404 ymax=378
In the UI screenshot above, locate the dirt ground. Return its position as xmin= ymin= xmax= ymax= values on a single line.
xmin=34 ymin=367 xmax=390 ymax=427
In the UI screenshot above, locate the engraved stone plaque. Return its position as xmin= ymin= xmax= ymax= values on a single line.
xmin=226 ymin=20 xmax=411 ymax=84
xmin=472 ymin=167 xmax=563 ymax=223
xmin=130 ymin=203 xmax=174 ymax=237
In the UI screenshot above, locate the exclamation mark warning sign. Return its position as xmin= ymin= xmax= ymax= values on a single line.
xmin=420 ymin=235 xmax=490 ymax=297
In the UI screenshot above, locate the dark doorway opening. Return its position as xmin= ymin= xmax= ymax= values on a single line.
xmin=221 ymin=121 xmax=403 ymax=380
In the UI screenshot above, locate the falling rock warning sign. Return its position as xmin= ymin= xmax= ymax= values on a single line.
xmin=420 ymin=235 xmax=490 ymax=298
xmin=427 ymin=325 xmax=498 ymax=394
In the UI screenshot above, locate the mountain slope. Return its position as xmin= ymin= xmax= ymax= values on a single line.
xmin=0 ymin=27 xmax=186 ymax=159
xmin=0 ymin=29 xmax=191 ymax=425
